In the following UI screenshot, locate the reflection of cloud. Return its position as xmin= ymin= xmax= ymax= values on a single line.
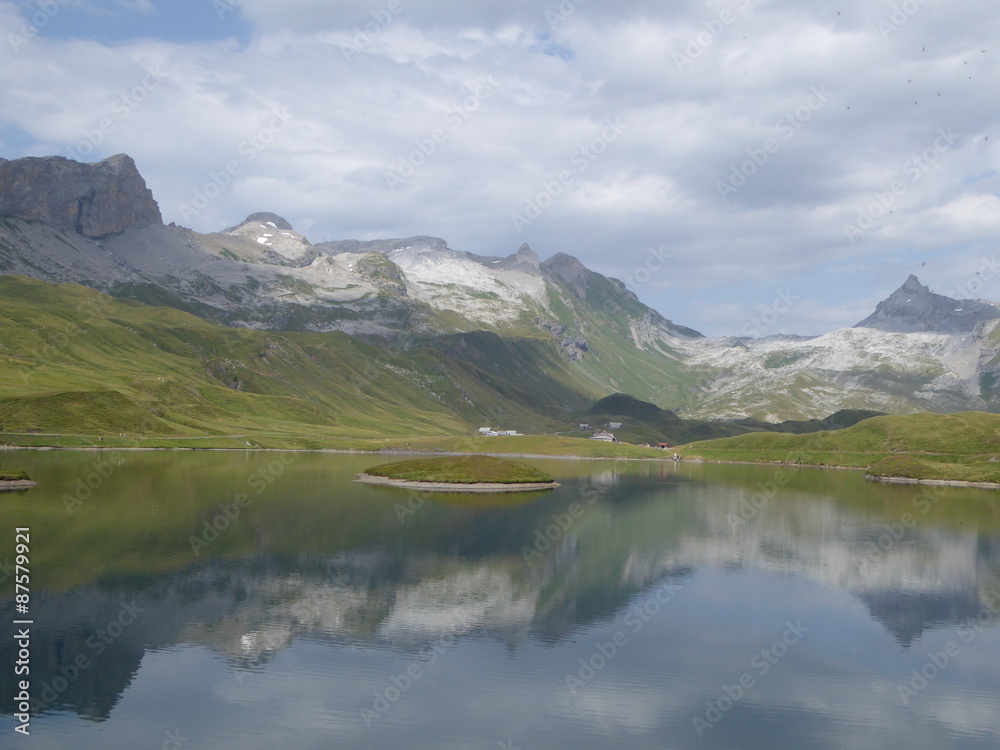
xmin=562 ymin=687 xmax=672 ymax=734
xmin=376 ymin=565 xmax=538 ymax=643
xmin=927 ymin=695 xmax=1000 ymax=738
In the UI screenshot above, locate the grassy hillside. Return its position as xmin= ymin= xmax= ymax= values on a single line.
xmin=678 ymin=411 xmax=1000 ymax=483
xmin=542 ymin=274 xmax=715 ymax=411
xmin=0 ymin=276 xmax=666 ymax=454
xmin=581 ymin=393 xmax=883 ymax=446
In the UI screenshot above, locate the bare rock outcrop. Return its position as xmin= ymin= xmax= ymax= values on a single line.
xmin=0 ymin=153 xmax=162 ymax=238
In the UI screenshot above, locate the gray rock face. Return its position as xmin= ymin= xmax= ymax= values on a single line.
xmin=543 ymin=252 xmax=591 ymax=297
xmin=855 ymin=274 xmax=1000 ymax=334
xmin=494 ymin=243 xmax=541 ymax=274
xmin=245 ymin=212 xmax=293 ymax=231
xmin=0 ymin=154 xmax=161 ymax=238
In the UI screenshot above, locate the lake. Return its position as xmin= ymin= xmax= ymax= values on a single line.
xmin=1 ymin=449 xmax=999 ymax=749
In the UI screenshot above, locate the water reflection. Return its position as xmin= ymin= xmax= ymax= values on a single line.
xmin=0 ymin=451 xmax=997 ymax=748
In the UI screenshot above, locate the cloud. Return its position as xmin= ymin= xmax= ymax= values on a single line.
xmin=0 ymin=0 xmax=999 ymax=334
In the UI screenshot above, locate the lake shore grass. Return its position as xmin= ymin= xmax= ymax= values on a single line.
xmin=363 ymin=455 xmax=554 ymax=484
xmin=676 ymin=411 xmax=1000 ymax=488
xmin=0 ymin=432 xmax=668 ymax=459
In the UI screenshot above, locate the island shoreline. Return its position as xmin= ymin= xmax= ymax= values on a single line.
xmin=0 ymin=480 xmax=37 ymax=491
xmin=353 ymin=473 xmax=560 ymax=492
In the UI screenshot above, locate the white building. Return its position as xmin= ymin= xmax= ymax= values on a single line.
xmin=591 ymin=431 xmax=616 ymax=443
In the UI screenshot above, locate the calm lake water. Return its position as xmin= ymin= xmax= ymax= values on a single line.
xmin=1 ymin=450 xmax=999 ymax=749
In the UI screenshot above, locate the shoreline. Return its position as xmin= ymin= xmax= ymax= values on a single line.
xmin=0 ymin=480 xmax=37 ymax=491
xmin=684 ymin=458 xmax=867 ymax=472
xmin=865 ymin=474 xmax=1000 ymax=490
xmin=682 ymin=455 xmax=1000 ymax=488
xmin=0 ymin=445 xmax=667 ymax=461
xmin=353 ymin=473 xmax=561 ymax=493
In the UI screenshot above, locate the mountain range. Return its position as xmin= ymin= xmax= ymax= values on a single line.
xmin=2 ymin=153 xmax=1000 ymax=438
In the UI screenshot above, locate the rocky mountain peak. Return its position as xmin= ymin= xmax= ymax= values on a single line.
xmin=0 ymin=153 xmax=161 ymax=238
xmin=490 ymin=242 xmax=541 ymax=274
xmin=855 ymin=275 xmax=1000 ymax=334
xmin=901 ymin=274 xmax=928 ymax=294
xmin=244 ymin=212 xmax=294 ymax=231
xmin=543 ymin=253 xmax=590 ymax=297
xmin=220 ymin=211 xmax=316 ymax=267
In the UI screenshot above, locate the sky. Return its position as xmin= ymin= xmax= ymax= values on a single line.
xmin=0 ymin=0 xmax=998 ymax=337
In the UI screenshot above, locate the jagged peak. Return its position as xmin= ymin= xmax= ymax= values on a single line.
xmin=900 ymin=274 xmax=929 ymax=294
xmin=855 ymin=275 xmax=1000 ymax=334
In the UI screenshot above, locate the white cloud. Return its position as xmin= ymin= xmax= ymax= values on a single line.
xmin=1 ymin=0 xmax=999 ymax=334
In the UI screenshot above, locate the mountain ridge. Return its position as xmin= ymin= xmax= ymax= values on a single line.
xmin=2 ymin=153 xmax=1000 ymax=422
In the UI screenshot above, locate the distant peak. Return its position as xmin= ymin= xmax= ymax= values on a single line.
xmin=901 ymin=274 xmax=928 ymax=294
xmin=516 ymin=242 xmax=535 ymax=256
xmin=855 ymin=274 xmax=1000 ymax=333
xmin=544 ymin=252 xmax=586 ymax=270
xmin=244 ymin=212 xmax=293 ymax=231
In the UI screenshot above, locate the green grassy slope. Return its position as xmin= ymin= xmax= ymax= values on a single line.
xmin=542 ymin=274 xmax=715 ymax=411
xmin=678 ymin=411 xmax=1000 ymax=483
xmin=581 ymin=393 xmax=883 ymax=446
xmin=0 ymin=276 xmax=663 ymax=453
xmin=0 ymin=276 xmax=464 ymax=439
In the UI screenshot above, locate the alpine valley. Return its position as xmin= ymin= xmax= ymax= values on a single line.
xmin=2 ymin=153 xmax=1000 ymax=445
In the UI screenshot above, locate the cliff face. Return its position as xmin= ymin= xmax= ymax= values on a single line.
xmin=0 ymin=154 xmax=161 ymax=238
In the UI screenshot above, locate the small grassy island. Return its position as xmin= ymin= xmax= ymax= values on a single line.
xmin=0 ymin=470 xmax=36 ymax=491
xmin=356 ymin=455 xmax=559 ymax=492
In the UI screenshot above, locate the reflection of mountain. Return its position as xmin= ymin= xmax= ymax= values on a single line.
xmin=858 ymin=589 xmax=984 ymax=647
xmin=3 ymin=467 xmax=998 ymax=721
